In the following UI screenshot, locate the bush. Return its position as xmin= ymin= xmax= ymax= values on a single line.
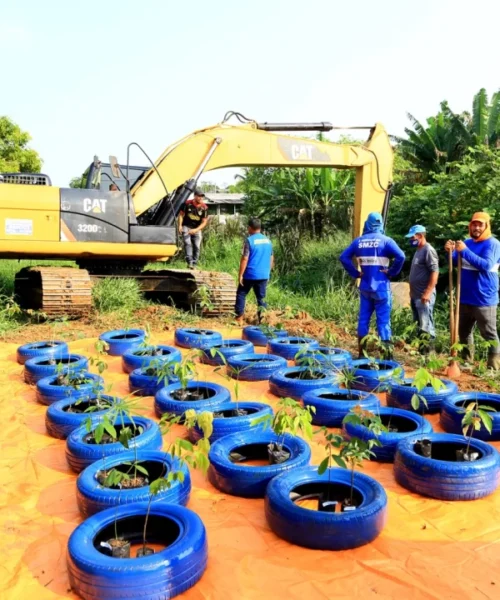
xmin=92 ymin=278 xmax=144 ymax=313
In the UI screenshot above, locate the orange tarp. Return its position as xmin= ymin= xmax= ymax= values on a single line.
xmin=1 ymin=330 xmax=500 ymax=600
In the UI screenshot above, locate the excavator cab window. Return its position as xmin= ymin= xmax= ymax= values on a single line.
xmin=83 ymin=162 xmax=148 ymax=191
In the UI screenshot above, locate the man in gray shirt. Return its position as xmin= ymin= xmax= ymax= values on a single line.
xmin=406 ymin=224 xmax=439 ymax=353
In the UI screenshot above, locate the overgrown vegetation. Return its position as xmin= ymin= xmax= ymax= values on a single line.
xmin=92 ymin=278 xmax=145 ymax=314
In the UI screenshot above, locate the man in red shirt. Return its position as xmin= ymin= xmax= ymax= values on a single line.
xmin=178 ymin=189 xmax=209 ymax=269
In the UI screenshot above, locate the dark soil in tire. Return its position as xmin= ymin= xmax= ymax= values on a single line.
xmin=358 ymin=362 xmax=394 ymax=371
xmin=172 ymin=387 xmax=216 ymax=401
xmin=291 ymin=482 xmax=363 ymax=512
xmin=229 ymin=442 xmax=290 ymax=466
xmin=64 ymin=399 xmax=112 ymax=414
xmin=380 ymin=414 xmax=419 ymax=433
xmin=97 ymin=459 xmax=167 ymax=489
xmin=414 ymin=441 xmax=483 ymax=462
xmin=316 ymin=392 xmax=361 ymax=401
xmin=283 ymin=371 xmax=327 ymax=381
xmin=84 ymin=425 xmax=142 ymax=445
xmin=213 ymin=408 xmax=254 ymax=418
xmin=95 ymin=515 xmax=180 ymax=556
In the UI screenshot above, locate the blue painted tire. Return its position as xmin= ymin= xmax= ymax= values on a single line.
xmin=394 ymin=433 xmax=500 ymax=500
xmin=242 ymin=325 xmax=288 ymax=347
xmin=24 ymin=354 xmax=89 ymax=385
xmin=121 ymin=345 xmax=182 ymax=374
xmin=67 ymin=502 xmax=207 ymax=599
xmin=128 ymin=367 xmax=193 ymax=397
xmin=387 ymin=377 xmax=458 ymax=414
xmin=76 ymin=450 xmax=191 ymax=518
xmin=99 ymin=329 xmax=146 ymax=356
xmin=295 ymin=346 xmax=353 ymax=371
xmin=66 ymin=416 xmax=162 ymax=473
xmin=265 ymin=466 xmax=387 ymax=550
xmin=267 ymin=337 xmax=320 ymax=360
xmin=302 ymin=387 xmax=380 ymax=427
xmin=174 ymin=328 xmax=222 ymax=349
xmin=189 ymin=402 xmax=273 ymax=442
xmin=350 ymin=359 xmax=403 ymax=392
xmin=199 ymin=339 xmax=254 ymax=366
xmin=440 ymin=392 xmax=500 ymax=440
xmin=226 ymin=353 xmax=287 ymax=381
xmin=16 ymin=340 xmax=68 ymax=365
xmin=343 ymin=407 xmax=433 ymax=462
xmin=45 ymin=394 xmax=116 ymax=439
xmin=208 ymin=430 xmax=311 ymax=498
xmin=154 ymin=381 xmax=231 ymax=418
xmin=36 ymin=372 xmax=104 ymax=405
xmin=269 ymin=366 xmax=339 ymax=400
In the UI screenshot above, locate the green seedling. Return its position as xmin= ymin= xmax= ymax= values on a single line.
xmin=459 ymin=400 xmax=495 ymax=461
xmin=89 ymin=339 xmax=109 ymax=374
xmin=316 ymin=418 xmax=381 ymax=510
xmin=252 ymin=397 xmax=315 ymax=464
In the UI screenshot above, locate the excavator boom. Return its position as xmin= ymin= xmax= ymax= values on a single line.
xmin=131 ymin=120 xmax=393 ymax=238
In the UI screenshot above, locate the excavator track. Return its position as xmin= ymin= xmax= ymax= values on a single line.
xmin=14 ymin=266 xmax=236 ymax=318
xmin=14 ymin=267 xmax=92 ymax=318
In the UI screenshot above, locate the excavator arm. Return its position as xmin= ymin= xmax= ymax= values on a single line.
xmin=131 ymin=120 xmax=393 ymax=237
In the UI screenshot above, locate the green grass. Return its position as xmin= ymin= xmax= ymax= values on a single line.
xmin=92 ymin=278 xmax=145 ymax=314
xmin=0 ymin=259 xmax=75 ymax=295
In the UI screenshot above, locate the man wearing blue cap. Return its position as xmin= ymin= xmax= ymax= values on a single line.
xmin=406 ymin=225 xmax=439 ymax=353
xmin=340 ymin=212 xmax=405 ymax=358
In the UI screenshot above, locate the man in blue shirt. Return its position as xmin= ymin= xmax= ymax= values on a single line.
xmin=340 ymin=212 xmax=405 ymax=358
xmin=445 ymin=212 xmax=500 ymax=370
xmin=235 ymin=217 xmax=274 ymax=324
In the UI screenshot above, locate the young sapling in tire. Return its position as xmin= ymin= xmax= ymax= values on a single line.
xmin=251 ymin=397 xmax=315 ymax=465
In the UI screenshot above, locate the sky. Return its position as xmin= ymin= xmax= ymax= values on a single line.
xmin=2 ymin=0 xmax=500 ymax=188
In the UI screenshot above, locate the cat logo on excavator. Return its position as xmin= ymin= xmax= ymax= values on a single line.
xmin=83 ymin=198 xmax=107 ymax=213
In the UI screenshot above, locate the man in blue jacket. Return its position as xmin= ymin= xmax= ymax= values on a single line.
xmin=235 ymin=217 xmax=274 ymax=323
xmin=445 ymin=212 xmax=500 ymax=370
xmin=340 ymin=212 xmax=405 ymax=358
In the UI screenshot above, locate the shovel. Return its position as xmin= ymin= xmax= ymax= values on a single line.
xmin=446 ymin=249 xmax=461 ymax=379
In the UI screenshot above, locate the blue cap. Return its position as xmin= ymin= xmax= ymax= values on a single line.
xmin=405 ymin=224 xmax=426 ymax=238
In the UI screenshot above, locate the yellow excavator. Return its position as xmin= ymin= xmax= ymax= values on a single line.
xmin=0 ymin=112 xmax=393 ymax=317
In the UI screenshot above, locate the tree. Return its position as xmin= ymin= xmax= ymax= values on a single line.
xmin=446 ymin=88 xmax=500 ymax=149
xmin=396 ymin=88 xmax=500 ymax=176
xmin=0 ymin=116 xmax=42 ymax=173
xmin=395 ymin=102 xmax=464 ymax=176
xmin=70 ymin=175 xmax=87 ymax=188
xmin=237 ymin=165 xmax=354 ymax=237
xmin=388 ymin=147 xmax=500 ymax=254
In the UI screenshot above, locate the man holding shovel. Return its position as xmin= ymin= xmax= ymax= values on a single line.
xmin=445 ymin=212 xmax=500 ymax=370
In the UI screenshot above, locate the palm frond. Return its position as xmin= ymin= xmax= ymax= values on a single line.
xmin=472 ymin=88 xmax=489 ymax=144
xmin=487 ymin=90 xmax=500 ymax=141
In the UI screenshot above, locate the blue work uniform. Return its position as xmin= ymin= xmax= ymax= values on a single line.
xmin=453 ymin=237 xmax=500 ymax=306
xmin=340 ymin=219 xmax=405 ymax=341
xmin=235 ymin=232 xmax=273 ymax=318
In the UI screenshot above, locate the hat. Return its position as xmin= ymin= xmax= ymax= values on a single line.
xmin=193 ymin=188 xmax=205 ymax=197
xmin=470 ymin=212 xmax=490 ymax=224
xmin=405 ymin=224 xmax=426 ymax=238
